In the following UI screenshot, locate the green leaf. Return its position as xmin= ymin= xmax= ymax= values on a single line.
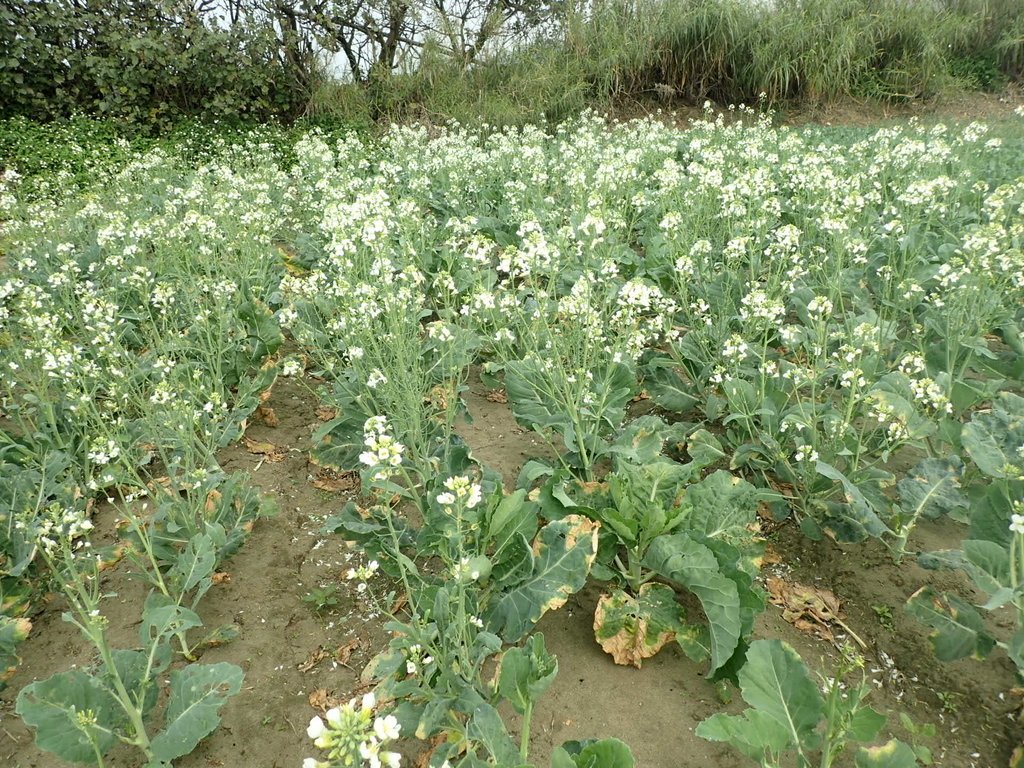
xmin=737 ymin=640 xmax=823 ymax=748
xmin=697 ymin=640 xmax=823 ymax=756
xmin=467 ymin=702 xmax=520 ymax=766
xmin=962 ymin=392 xmax=1024 ymax=479
xmin=16 ymin=670 xmax=123 ymax=763
xmin=310 ymin=411 xmax=366 ymax=471
xmin=644 ymin=533 xmax=741 ymax=672
xmin=696 ymin=709 xmax=792 ymax=760
xmin=169 ymin=531 xmax=217 ymax=600
xmin=855 ymin=739 xmax=920 ymax=768
xmin=139 ymin=592 xmax=203 ymax=648
xmin=485 ymin=515 xmax=598 ymax=642
xmin=962 ymin=539 xmax=1011 ymax=598
xmin=685 ymin=429 xmax=727 ymax=469
xmin=505 ymin=359 xmax=575 ymax=447
xmin=110 ymin=649 xmax=161 ymax=718
xmin=550 ymin=738 xmax=635 ymax=768
xmin=815 ymin=461 xmax=892 ymax=541
xmin=968 ymin=480 xmax=1021 ymax=547
xmin=905 ymin=587 xmax=995 ymax=661
xmin=607 ymin=415 xmax=669 ymax=464
xmin=593 ymin=584 xmax=687 ymax=667
xmin=588 ymin=361 xmax=638 ymax=433
xmin=847 ymin=705 xmax=887 ymax=742
xmin=497 ymin=634 xmax=558 ymax=715
xmin=642 ymin=363 xmax=698 ymax=413
xmin=683 ymin=471 xmax=759 ymax=542
xmin=896 ymin=458 xmax=967 ymax=522
xmin=149 ymin=662 xmax=244 ymax=763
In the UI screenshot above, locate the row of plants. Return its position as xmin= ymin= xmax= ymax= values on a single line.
xmin=2 ymin=108 xmax=1023 ymax=766
xmin=277 ymin=111 xmax=1022 ymax=765
xmin=0 ymin=142 xmax=288 ymax=765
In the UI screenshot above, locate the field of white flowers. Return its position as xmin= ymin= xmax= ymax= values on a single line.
xmin=1 ymin=109 xmax=1023 ymax=768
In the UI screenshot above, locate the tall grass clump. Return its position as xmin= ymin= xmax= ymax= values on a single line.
xmin=302 ymin=0 xmax=1024 ymax=126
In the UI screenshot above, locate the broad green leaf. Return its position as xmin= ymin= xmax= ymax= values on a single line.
xmin=683 ymin=471 xmax=759 ymax=542
xmin=110 ymin=649 xmax=161 ymax=717
xmin=905 ymin=587 xmax=995 ymax=661
xmin=642 ymin=363 xmax=698 ymax=413
xmin=685 ymin=429 xmax=727 ymax=469
xmin=588 ymin=361 xmax=638 ymax=433
xmin=140 ymin=592 xmax=203 ymax=648
xmin=644 ymin=533 xmax=741 ymax=672
xmin=550 ymin=738 xmax=635 ymax=768
xmin=485 ymin=515 xmax=599 ymax=642
xmin=962 ymin=392 xmax=1024 ymax=478
xmin=505 ymin=360 xmax=574 ymax=446
xmin=962 ymin=539 xmax=1010 ymax=597
xmin=149 ymin=662 xmax=244 ymax=763
xmin=467 ymin=702 xmax=520 ymax=766
xmin=169 ymin=531 xmax=217 ymax=599
xmin=497 ymin=634 xmax=558 ymax=714
xmin=607 ymin=415 xmax=669 ymax=464
xmin=815 ymin=461 xmax=892 ymax=541
xmin=701 ymin=537 xmax=765 ymax=639
xmin=16 ymin=670 xmax=123 ymax=762
xmin=968 ymin=480 xmax=1020 ymax=547
xmin=486 ymin=489 xmax=532 ymax=544
xmin=896 ymin=458 xmax=967 ymax=522
xmin=310 ymin=411 xmax=365 ymax=471
xmin=854 ymin=739 xmax=919 ymax=768
xmin=847 ymin=705 xmax=887 ymax=742
xmin=1008 ymin=628 xmax=1024 ymax=676
xmin=593 ymin=584 xmax=687 ymax=667
xmin=735 ymin=640 xmax=823 ymax=750
xmin=696 ymin=709 xmax=792 ymax=759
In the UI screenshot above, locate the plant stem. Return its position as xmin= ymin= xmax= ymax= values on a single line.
xmin=520 ymin=701 xmax=533 ymax=763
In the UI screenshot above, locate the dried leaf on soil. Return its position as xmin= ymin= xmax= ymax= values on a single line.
xmin=254 ymin=403 xmax=279 ymax=426
xmin=760 ymin=544 xmax=783 ymax=566
xmin=485 ymin=389 xmax=508 ymax=403
xmin=389 ymin=594 xmax=408 ymax=615
xmin=243 ymin=437 xmax=286 ymax=462
xmin=308 ymin=688 xmax=340 ymax=713
xmin=766 ymin=576 xmax=865 ymax=648
xmin=298 ymin=646 xmax=330 ymax=673
xmin=312 ymin=470 xmax=359 ymax=492
xmin=335 ymin=639 xmax=360 ymax=665
xmin=315 ymin=405 xmax=337 ymax=421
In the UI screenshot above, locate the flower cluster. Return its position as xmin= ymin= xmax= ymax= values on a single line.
xmin=304 ymin=692 xmax=401 ymax=768
xmin=359 ymin=416 xmax=405 ymax=481
xmin=436 ymin=475 xmax=482 ymax=509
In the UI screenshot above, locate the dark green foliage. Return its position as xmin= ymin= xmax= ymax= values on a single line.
xmin=0 ymin=0 xmax=310 ymax=130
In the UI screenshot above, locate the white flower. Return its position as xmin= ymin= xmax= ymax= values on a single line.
xmin=1010 ymin=513 xmax=1024 ymax=535
xmin=374 ymin=715 xmax=401 ymax=741
xmin=436 ymin=492 xmax=456 ymax=506
xmin=361 ymin=692 xmax=376 ymax=711
xmin=307 ymin=716 xmax=325 ymax=739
